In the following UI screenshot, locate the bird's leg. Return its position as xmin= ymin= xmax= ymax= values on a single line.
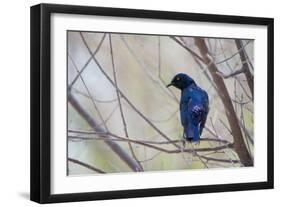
xmin=182 ymin=139 xmax=186 ymax=149
xmin=181 ymin=131 xmax=186 ymax=152
xmin=181 ymin=132 xmax=186 ymax=149
xmin=180 ymin=133 xmax=193 ymax=167
xmin=190 ymin=143 xmax=196 ymax=157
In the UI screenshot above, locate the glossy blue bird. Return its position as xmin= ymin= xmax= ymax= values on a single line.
xmin=167 ymin=73 xmax=209 ymax=143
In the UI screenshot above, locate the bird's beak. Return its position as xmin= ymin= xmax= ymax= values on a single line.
xmin=166 ymin=83 xmax=173 ymax=88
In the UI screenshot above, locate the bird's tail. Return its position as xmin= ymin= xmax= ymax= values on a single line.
xmin=184 ymin=124 xmax=200 ymax=142
xmin=193 ymin=124 xmax=200 ymax=143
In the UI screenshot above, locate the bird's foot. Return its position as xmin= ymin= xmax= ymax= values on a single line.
xmin=192 ymin=140 xmax=200 ymax=146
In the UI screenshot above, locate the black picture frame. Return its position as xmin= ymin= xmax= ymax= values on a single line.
xmin=30 ymin=3 xmax=274 ymax=204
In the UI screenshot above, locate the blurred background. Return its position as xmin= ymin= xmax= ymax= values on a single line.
xmin=67 ymin=31 xmax=254 ymax=175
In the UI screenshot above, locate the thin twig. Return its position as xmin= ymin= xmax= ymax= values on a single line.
xmin=68 ymin=129 xmax=232 ymax=145
xmin=170 ymin=36 xmax=205 ymax=63
xmin=139 ymin=151 xmax=162 ymax=163
xmin=216 ymin=40 xmax=252 ymax=64
xmin=79 ymin=32 xmax=181 ymax=149
xmin=218 ymin=40 xmax=252 ymax=100
xmin=68 ymin=92 xmax=141 ymax=172
xmin=68 ymin=134 xmax=231 ymax=145
xmin=68 ymin=53 xmax=109 ymax=131
xmin=147 ymin=109 xmax=178 ymax=123
xmin=216 ymin=67 xmax=245 ymax=79
xmin=120 ymin=35 xmax=179 ymax=103
xmin=72 ymin=87 xmax=118 ymax=103
xmin=96 ymin=103 xmax=119 ymax=127
xmin=239 ymin=94 xmax=254 ymax=157
xmin=235 ymin=39 xmax=254 ymax=96
xmin=219 ymin=119 xmax=232 ymax=135
xmin=109 ymin=34 xmax=143 ymax=171
xmin=231 ymin=98 xmax=252 ymax=105
xmin=68 ymin=133 xmax=233 ymax=154
xmin=209 ymin=116 xmax=237 ymax=165
xmin=69 ymin=33 xmax=106 ymax=88
xmin=157 ymin=37 xmax=180 ymax=102
xmin=200 ymin=155 xmax=239 ymax=164
xmin=191 ymin=144 xmax=209 ymax=168
xmin=68 ymin=158 xmax=106 ymax=173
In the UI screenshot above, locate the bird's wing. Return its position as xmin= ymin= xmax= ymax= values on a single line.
xmin=180 ymin=97 xmax=190 ymax=127
xmin=191 ymin=87 xmax=209 ymax=135
xmin=188 ymin=87 xmax=209 ymax=126
xmin=180 ymin=85 xmax=209 ymax=141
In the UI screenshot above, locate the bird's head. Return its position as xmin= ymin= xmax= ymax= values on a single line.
xmin=166 ymin=73 xmax=195 ymax=90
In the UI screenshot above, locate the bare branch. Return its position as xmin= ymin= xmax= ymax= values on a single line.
xmin=68 ymin=158 xmax=106 ymax=173
xmin=139 ymin=151 xmax=162 ymax=163
xmin=235 ymin=39 xmax=254 ymax=96
xmin=96 ymin=103 xmax=119 ymax=127
xmin=68 ymin=92 xmax=142 ymax=172
xmin=120 ymin=35 xmax=179 ymax=103
xmin=68 ymin=33 xmax=253 ymax=171
xmin=217 ymin=40 xmax=252 ymax=100
xmin=199 ymin=155 xmax=239 ymax=164
xmin=68 ymin=53 xmax=109 ymax=131
xmin=68 ymin=132 xmax=234 ymax=154
xmin=109 ymin=34 xmax=143 ymax=171
xmin=170 ymin=36 xmax=205 ymax=63
xmin=194 ymin=38 xmax=253 ymax=166
xmin=148 ymin=109 xmax=178 ymax=123
xmin=156 ymin=36 xmax=180 ymax=102
xmin=216 ymin=40 xmax=252 ymax=65
xmin=68 ymin=131 xmax=231 ymax=145
xmin=216 ymin=67 xmax=245 ymax=79
xmin=79 ymin=32 xmax=181 ymax=149
xmin=72 ymin=87 xmax=117 ymax=103
xmin=171 ymin=36 xmax=218 ymax=94
xmin=69 ymin=33 xmax=106 ymax=88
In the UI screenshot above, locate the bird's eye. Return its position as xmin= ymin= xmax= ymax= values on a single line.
xmin=176 ymin=77 xmax=180 ymax=81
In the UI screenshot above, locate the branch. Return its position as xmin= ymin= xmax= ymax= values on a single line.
xmin=96 ymin=103 xmax=119 ymax=127
xmin=216 ymin=40 xmax=252 ymax=65
xmin=68 ymin=130 xmax=231 ymax=145
xmin=194 ymin=38 xmax=253 ymax=166
xmin=171 ymin=38 xmax=245 ymax=166
xmin=200 ymin=155 xmax=239 ymax=164
xmin=79 ymin=32 xmax=181 ymax=150
xmin=69 ymin=33 xmax=106 ymax=88
xmin=235 ymin=39 xmax=254 ymax=96
xmin=68 ymin=132 xmax=234 ymax=154
xmin=68 ymin=92 xmax=142 ymax=172
xmin=217 ymin=40 xmax=252 ymax=100
xmin=68 ymin=53 xmax=109 ymax=131
xmin=120 ymin=35 xmax=179 ymax=103
xmin=239 ymin=95 xmax=254 ymax=151
xmin=170 ymin=36 xmax=205 ymax=63
xmin=139 ymin=151 xmax=162 ymax=163
xmin=72 ymin=87 xmax=117 ymax=103
xmin=109 ymin=34 xmax=143 ymax=171
xmin=216 ymin=67 xmax=245 ymax=79
xmin=147 ymin=109 xmax=178 ymax=123
xmin=68 ymin=158 xmax=106 ymax=173
xmin=171 ymin=36 xmax=219 ymax=95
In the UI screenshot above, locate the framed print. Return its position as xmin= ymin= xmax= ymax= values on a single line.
xmin=30 ymin=3 xmax=274 ymax=203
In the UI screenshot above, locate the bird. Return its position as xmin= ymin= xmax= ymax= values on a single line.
xmin=167 ymin=73 xmax=209 ymax=144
